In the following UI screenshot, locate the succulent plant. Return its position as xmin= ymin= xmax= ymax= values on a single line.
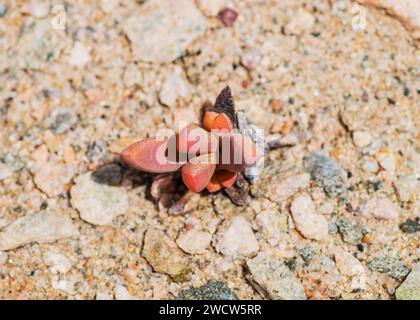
xmin=121 ymin=87 xmax=261 ymax=193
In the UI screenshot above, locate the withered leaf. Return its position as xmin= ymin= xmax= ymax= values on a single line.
xmin=213 ymin=86 xmax=237 ymax=128
xmin=224 ymin=173 xmax=249 ymax=206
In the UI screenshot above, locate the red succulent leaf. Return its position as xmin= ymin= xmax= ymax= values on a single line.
xmin=211 ymin=113 xmax=233 ymax=132
xmin=121 ymin=137 xmax=183 ymax=173
xmin=215 ymin=170 xmax=237 ymax=188
xmin=177 ymin=124 xmax=218 ymax=157
xmin=182 ymin=153 xmax=216 ymax=192
xmin=203 ymin=111 xmax=219 ymax=131
xmin=218 ymin=133 xmax=261 ymax=172
xmin=206 ymin=175 xmax=223 ymax=193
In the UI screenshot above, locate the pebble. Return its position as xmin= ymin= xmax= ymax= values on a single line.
xmin=267 ymin=173 xmax=310 ymax=202
xmin=114 ymin=285 xmax=138 ymax=300
xmin=0 ymin=3 xmax=7 ymax=17
xmin=69 ymin=41 xmax=91 ymax=67
xmin=123 ymin=0 xmax=206 ymax=63
xmin=336 ymin=216 xmax=364 ymax=245
xmin=375 ymin=150 xmax=396 ymax=173
xmin=21 ymin=0 xmax=50 ymax=18
xmin=214 ymin=216 xmax=259 ymax=259
xmin=218 ymin=8 xmax=238 ymax=27
xmin=284 ymin=9 xmax=315 ymax=36
xmin=70 ymin=172 xmax=129 ymax=225
xmin=159 ymin=67 xmax=190 ymax=108
xmin=0 ymin=251 xmax=7 ymax=265
xmin=34 ymin=162 xmax=75 ymax=197
xmin=396 ymin=262 xmax=420 ymax=300
xmin=399 ymin=219 xmax=420 ymax=234
xmin=394 ymin=174 xmax=418 ymax=202
xmin=43 ymin=251 xmax=72 ymax=274
xmin=214 ymin=257 xmax=234 ymax=274
xmin=240 ymin=49 xmax=262 ymax=71
xmin=362 ymin=197 xmax=399 ymax=220
xmin=0 ymin=163 xmax=12 ymax=180
xmin=355 ymin=0 xmax=420 ymax=39
xmin=304 ymin=152 xmax=348 ymax=201
xmin=334 ymin=250 xmax=365 ymax=276
xmin=96 ymin=290 xmax=113 ymax=300
xmin=299 ymin=247 xmax=315 ymax=264
xmin=195 ymin=0 xmax=227 ymax=16
xmin=362 ymin=157 xmax=379 ymax=173
xmin=255 ymin=210 xmax=287 ymax=244
xmin=246 ymin=251 xmax=307 ymax=300
xmin=176 ymin=229 xmax=212 ymax=254
xmin=352 ymin=131 xmax=372 ymax=148
xmin=367 ymin=256 xmax=409 ymax=280
xmin=142 ymin=229 xmax=190 ymax=281
xmin=0 ymin=210 xmax=79 ymax=251
xmin=177 ymin=280 xmax=236 ymax=300
xmin=50 ymin=108 xmax=78 ymax=134
xmin=290 ymin=194 xmax=329 ymax=240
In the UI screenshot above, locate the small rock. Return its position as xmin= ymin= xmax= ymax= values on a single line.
xmin=99 ymin=0 xmax=119 ymax=13
xmin=69 ymin=41 xmax=91 ymax=67
xmin=218 ymin=8 xmax=238 ymax=27
xmin=214 ymin=216 xmax=259 ymax=259
xmin=334 ymin=250 xmax=365 ymax=276
xmin=43 ymin=251 xmax=72 ymax=274
xmin=0 ymin=163 xmax=12 ymax=180
xmin=284 ymin=9 xmax=315 ymax=36
xmin=246 ymin=251 xmax=306 ymax=300
xmin=362 ymin=157 xmax=379 ymax=173
xmin=240 ymin=49 xmax=262 ymax=71
xmin=70 ymin=172 xmax=129 ymax=225
xmin=142 ymin=229 xmax=190 ymax=281
xmin=362 ymin=197 xmax=399 ymax=220
xmin=214 ymin=257 xmax=234 ymax=274
xmin=114 ymin=285 xmax=138 ymax=300
xmin=355 ymin=0 xmax=420 ymax=40
xmin=96 ymin=290 xmax=113 ymax=300
xmin=399 ymin=219 xmax=420 ymax=234
xmin=0 ymin=210 xmax=79 ymax=251
xmin=159 ymin=67 xmax=190 ymax=108
xmin=0 ymin=251 xmax=7 ymax=265
xmin=352 ymin=131 xmax=372 ymax=148
xmin=267 ymin=173 xmax=310 ymax=202
xmin=304 ymin=152 xmax=348 ymax=201
xmin=394 ymin=174 xmax=418 ymax=202
xmin=21 ymin=0 xmax=50 ymax=18
xmin=0 ymin=3 xmax=7 ymax=17
xmin=299 ymin=247 xmax=315 ymax=264
xmin=336 ymin=216 xmax=364 ymax=245
xmin=290 ymin=194 xmax=329 ymax=240
xmin=50 ymin=108 xmax=78 ymax=134
xmin=177 ymin=280 xmax=236 ymax=300
xmin=195 ymin=0 xmax=227 ymax=16
xmin=87 ymin=140 xmax=108 ymax=163
xmin=376 ymin=150 xmax=396 ymax=173
xmin=367 ymin=256 xmax=409 ymax=280
xmin=176 ymin=229 xmax=212 ymax=254
xmin=51 ymin=277 xmax=75 ymax=294
xmin=396 ymin=263 xmax=420 ymax=300
xmin=256 ymin=210 xmax=287 ymax=244
xmin=34 ymin=162 xmax=75 ymax=197
xmin=122 ymin=0 xmax=206 ymax=63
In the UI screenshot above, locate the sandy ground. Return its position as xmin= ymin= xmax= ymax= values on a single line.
xmin=0 ymin=0 xmax=419 ymax=300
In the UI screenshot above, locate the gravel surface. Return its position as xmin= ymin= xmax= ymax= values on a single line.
xmin=0 ymin=0 xmax=419 ymax=300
